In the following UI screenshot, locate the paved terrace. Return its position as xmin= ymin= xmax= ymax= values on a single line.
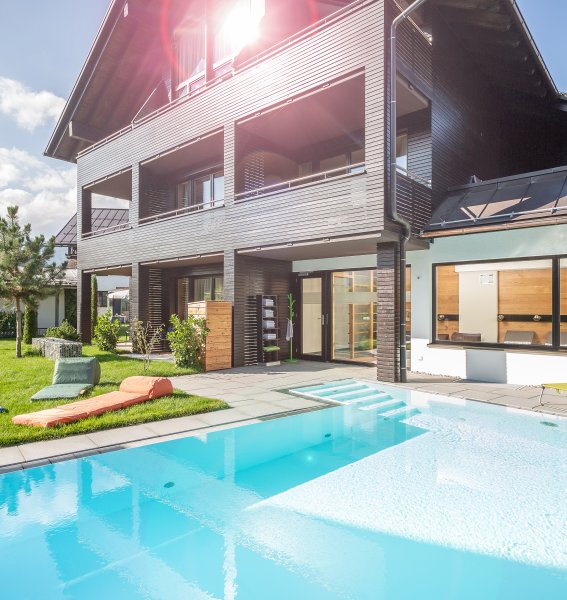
xmin=1 ymin=361 xmax=565 ymax=473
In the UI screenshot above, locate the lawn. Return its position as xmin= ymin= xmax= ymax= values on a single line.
xmin=0 ymin=340 xmax=227 ymax=447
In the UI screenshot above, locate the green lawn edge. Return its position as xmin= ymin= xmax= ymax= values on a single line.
xmin=0 ymin=340 xmax=228 ymax=447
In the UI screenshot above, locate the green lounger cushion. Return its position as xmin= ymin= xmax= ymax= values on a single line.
xmin=53 ymin=357 xmax=101 ymax=386
xmin=31 ymin=383 xmax=93 ymax=401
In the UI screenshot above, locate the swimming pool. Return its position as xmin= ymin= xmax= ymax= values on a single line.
xmin=1 ymin=385 xmax=566 ymax=599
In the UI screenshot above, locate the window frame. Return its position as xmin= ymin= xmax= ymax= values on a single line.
xmin=175 ymin=166 xmax=225 ymax=211
xmin=431 ymin=254 xmax=565 ymax=352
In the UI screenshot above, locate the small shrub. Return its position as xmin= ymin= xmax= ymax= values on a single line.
xmin=130 ymin=320 xmax=164 ymax=371
xmin=45 ymin=320 xmax=80 ymax=341
xmin=166 ymin=314 xmax=209 ymax=369
xmin=23 ymin=307 xmax=38 ymax=344
xmin=94 ymin=311 xmax=120 ymax=352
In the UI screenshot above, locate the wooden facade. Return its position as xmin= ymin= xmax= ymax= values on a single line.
xmin=47 ymin=0 xmax=567 ymax=379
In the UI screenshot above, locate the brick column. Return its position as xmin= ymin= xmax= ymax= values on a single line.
xmin=376 ymin=242 xmax=401 ymax=382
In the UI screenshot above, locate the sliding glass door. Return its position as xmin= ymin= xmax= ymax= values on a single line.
xmin=331 ymin=270 xmax=376 ymax=364
xmin=298 ymin=269 xmax=377 ymax=364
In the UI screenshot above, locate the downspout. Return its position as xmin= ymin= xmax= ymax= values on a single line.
xmin=389 ymin=0 xmax=429 ymax=383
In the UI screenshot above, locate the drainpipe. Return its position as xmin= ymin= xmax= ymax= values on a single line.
xmin=389 ymin=0 xmax=429 ymax=383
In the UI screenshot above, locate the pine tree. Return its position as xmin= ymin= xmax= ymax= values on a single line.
xmin=91 ymin=275 xmax=98 ymax=339
xmin=0 ymin=206 xmax=66 ymax=357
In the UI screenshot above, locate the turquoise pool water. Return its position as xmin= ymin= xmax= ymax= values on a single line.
xmin=1 ymin=385 xmax=567 ymax=599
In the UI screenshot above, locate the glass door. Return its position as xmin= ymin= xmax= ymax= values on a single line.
xmin=331 ymin=270 xmax=376 ymax=364
xmin=300 ymin=276 xmax=325 ymax=359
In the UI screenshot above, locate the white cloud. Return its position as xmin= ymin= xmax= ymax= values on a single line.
xmin=0 ymin=147 xmax=76 ymax=237
xmin=0 ymin=77 xmax=65 ymax=132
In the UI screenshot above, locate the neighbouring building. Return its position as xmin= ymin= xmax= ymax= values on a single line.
xmin=45 ymin=0 xmax=567 ymax=384
xmin=56 ymin=209 xmax=130 ymax=318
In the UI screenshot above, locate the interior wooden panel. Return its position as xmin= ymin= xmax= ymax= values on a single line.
xmin=561 ymin=268 xmax=567 ymax=341
xmin=497 ymin=268 xmax=552 ymax=344
xmin=436 ymin=264 xmax=459 ymax=339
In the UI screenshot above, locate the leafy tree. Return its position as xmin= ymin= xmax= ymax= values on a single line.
xmin=23 ymin=306 xmax=38 ymax=344
xmin=91 ymin=275 xmax=98 ymax=339
xmin=94 ymin=311 xmax=120 ymax=352
xmin=0 ymin=206 xmax=66 ymax=357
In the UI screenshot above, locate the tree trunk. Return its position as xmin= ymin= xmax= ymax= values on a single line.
xmin=15 ymin=298 xmax=22 ymax=358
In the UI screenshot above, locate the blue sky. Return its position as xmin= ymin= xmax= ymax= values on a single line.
xmin=0 ymin=0 xmax=565 ymax=238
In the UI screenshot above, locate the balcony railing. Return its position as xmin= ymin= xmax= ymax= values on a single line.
xmin=235 ymin=162 xmax=366 ymax=201
xmin=82 ymin=222 xmax=130 ymax=239
xmin=396 ymin=168 xmax=432 ymax=233
xmin=139 ymin=200 xmax=225 ymax=225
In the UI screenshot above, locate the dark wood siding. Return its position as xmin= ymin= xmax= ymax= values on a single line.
xmin=232 ymin=255 xmax=292 ymax=367
xmin=76 ymin=1 xmax=386 ymax=272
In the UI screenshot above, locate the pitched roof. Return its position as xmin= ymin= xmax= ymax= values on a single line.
xmin=423 ymin=166 xmax=567 ymax=237
xmin=55 ymin=209 xmax=129 ymax=246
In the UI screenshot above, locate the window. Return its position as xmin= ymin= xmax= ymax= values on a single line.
xmin=320 ymin=154 xmax=348 ymax=174
xmin=435 ymin=259 xmax=554 ymax=347
xmin=177 ymin=276 xmax=224 ymax=318
xmin=176 ymin=170 xmax=224 ymax=211
xmin=174 ymin=5 xmax=206 ymax=89
xmin=396 ymin=132 xmax=408 ymax=172
xmin=97 ymin=291 xmax=108 ymax=309
xmin=350 ymin=148 xmax=365 ymax=174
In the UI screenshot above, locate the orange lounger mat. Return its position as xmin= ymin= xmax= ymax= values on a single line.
xmin=12 ymin=376 xmax=174 ymax=428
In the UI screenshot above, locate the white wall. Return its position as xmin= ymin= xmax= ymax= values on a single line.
xmin=408 ymin=224 xmax=567 ymax=384
xmin=37 ymin=290 xmax=66 ymax=330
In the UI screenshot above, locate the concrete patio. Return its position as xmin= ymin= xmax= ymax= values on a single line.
xmin=1 ymin=360 xmax=565 ymax=474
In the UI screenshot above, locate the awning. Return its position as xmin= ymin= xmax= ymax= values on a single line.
xmin=423 ymin=166 xmax=567 ymax=237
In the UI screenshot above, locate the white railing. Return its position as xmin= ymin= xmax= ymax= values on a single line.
xmin=235 ymin=162 xmax=366 ymax=201
xmin=396 ymin=166 xmax=432 ymax=189
xmin=138 ymin=200 xmax=225 ymax=225
xmin=82 ymin=222 xmax=130 ymax=239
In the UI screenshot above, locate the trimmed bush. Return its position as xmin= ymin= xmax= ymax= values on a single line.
xmin=94 ymin=311 xmax=120 ymax=352
xmin=166 ymin=314 xmax=208 ymax=369
xmin=23 ymin=307 xmax=38 ymax=344
xmin=45 ymin=320 xmax=80 ymax=341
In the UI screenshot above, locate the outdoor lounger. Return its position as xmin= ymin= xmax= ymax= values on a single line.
xmin=31 ymin=357 xmax=101 ymax=401
xmin=13 ymin=376 xmax=173 ymax=427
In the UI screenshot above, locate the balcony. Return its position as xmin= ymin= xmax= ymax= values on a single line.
xmin=235 ymin=73 xmax=365 ymax=202
xmin=396 ymin=167 xmax=432 ymax=233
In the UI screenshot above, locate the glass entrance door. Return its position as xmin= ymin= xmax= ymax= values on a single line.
xmin=300 ymin=276 xmax=324 ymax=359
xmin=331 ymin=270 xmax=376 ymax=364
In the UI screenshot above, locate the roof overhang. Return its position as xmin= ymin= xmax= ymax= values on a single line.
xmin=45 ymin=0 xmax=562 ymax=163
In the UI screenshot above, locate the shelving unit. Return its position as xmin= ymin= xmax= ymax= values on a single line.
xmin=256 ymin=295 xmax=280 ymax=366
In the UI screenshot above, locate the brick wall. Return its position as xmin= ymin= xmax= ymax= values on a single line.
xmin=376 ymin=242 xmax=400 ymax=382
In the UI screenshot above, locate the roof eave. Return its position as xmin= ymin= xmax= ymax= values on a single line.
xmin=44 ymin=0 xmax=123 ymax=162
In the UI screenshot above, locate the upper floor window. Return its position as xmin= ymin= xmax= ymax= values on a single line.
xmin=174 ymin=5 xmax=206 ymax=90
xmin=213 ymin=0 xmax=265 ymax=65
xmin=396 ymin=132 xmax=408 ymax=172
xmin=176 ymin=170 xmax=225 ymax=211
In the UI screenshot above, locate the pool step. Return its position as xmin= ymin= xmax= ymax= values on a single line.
xmin=315 ymin=383 xmax=369 ymax=399
xmin=327 ymin=388 xmax=390 ymax=403
xmin=289 ymin=379 xmax=419 ymax=423
xmin=379 ymin=406 xmax=420 ymax=420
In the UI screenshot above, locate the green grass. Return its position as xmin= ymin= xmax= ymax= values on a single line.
xmin=0 ymin=340 xmax=227 ymax=447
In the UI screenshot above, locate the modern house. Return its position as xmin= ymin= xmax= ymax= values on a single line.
xmin=45 ymin=0 xmax=567 ymax=384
